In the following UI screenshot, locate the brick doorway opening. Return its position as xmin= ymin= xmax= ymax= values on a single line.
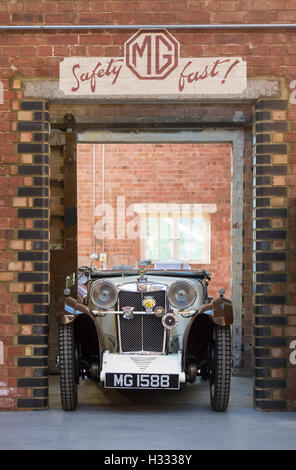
xmin=72 ymin=127 xmax=251 ymax=374
xmin=46 ymin=121 xmax=253 ymax=410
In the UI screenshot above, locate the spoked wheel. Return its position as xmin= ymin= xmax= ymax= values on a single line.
xmin=209 ymin=325 xmax=232 ymax=412
xmin=58 ymin=323 xmax=79 ymax=411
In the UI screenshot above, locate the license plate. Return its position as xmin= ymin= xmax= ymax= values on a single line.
xmin=105 ymin=373 xmax=179 ymax=390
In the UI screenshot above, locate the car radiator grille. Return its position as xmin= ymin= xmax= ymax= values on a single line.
xmin=118 ymin=290 xmax=166 ymax=354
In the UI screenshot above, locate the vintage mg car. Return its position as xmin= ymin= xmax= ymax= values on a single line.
xmin=56 ymin=256 xmax=233 ymax=412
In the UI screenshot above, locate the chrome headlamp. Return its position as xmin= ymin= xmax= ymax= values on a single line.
xmin=167 ymin=280 xmax=196 ymax=310
xmin=89 ymin=280 xmax=118 ymax=310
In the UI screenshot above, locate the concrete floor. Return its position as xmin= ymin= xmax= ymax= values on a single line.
xmin=0 ymin=375 xmax=295 ymax=450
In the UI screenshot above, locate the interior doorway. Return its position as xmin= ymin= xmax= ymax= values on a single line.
xmin=75 ymin=128 xmax=245 ymax=371
xmin=48 ymin=118 xmax=253 ymax=408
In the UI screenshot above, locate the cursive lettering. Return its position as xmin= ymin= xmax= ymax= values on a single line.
xmin=71 ymin=58 xmax=124 ymax=93
xmin=178 ymin=58 xmax=241 ymax=92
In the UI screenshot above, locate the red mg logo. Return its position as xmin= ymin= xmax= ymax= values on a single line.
xmin=125 ymin=29 xmax=179 ymax=80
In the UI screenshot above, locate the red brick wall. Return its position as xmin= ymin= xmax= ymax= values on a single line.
xmin=77 ymin=143 xmax=232 ymax=298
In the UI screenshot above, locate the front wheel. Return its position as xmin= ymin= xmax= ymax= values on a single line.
xmin=58 ymin=323 xmax=78 ymax=411
xmin=209 ymin=325 xmax=232 ymax=412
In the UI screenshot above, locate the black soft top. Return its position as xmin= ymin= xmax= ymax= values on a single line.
xmin=89 ymin=269 xmax=210 ymax=280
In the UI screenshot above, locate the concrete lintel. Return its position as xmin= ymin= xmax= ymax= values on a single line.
xmin=24 ymin=78 xmax=280 ymax=103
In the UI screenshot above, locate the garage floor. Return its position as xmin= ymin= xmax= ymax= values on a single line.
xmin=0 ymin=375 xmax=295 ymax=450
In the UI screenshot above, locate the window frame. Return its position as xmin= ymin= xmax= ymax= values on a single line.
xmin=138 ymin=203 xmax=214 ymax=265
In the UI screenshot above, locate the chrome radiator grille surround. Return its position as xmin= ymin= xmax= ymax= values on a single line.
xmin=118 ymin=290 xmax=166 ymax=354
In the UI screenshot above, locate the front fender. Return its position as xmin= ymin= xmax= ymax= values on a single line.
xmin=199 ymin=296 xmax=233 ymax=327
xmin=56 ymin=295 xmax=90 ymax=325
xmin=56 ymin=295 xmax=104 ymax=370
xmin=182 ymin=296 xmax=233 ymax=370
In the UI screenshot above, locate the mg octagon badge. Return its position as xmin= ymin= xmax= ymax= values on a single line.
xmin=125 ymin=29 xmax=179 ymax=80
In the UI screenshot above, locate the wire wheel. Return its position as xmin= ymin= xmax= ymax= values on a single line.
xmin=58 ymin=323 xmax=78 ymax=411
xmin=209 ymin=325 xmax=232 ymax=412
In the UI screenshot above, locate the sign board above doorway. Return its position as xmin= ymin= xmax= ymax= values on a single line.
xmin=59 ymin=29 xmax=247 ymax=97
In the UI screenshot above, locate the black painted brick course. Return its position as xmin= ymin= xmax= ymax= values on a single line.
xmin=34 ymin=133 xmax=49 ymax=142
xmin=254 ymin=368 xmax=271 ymax=377
xmin=255 ymin=378 xmax=286 ymax=388
xmin=18 ymin=165 xmax=48 ymax=176
xmin=33 ymin=304 xmax=49 ymax=314
xmin=255 ymin=100 xmax=288 ymax=110
xmin=18 ymin=143 xmax=49 ymax=154
xmin=256 ymin=134 xmax=271 ymax=143
xmin=33 ymin=388 xmax=48 ymax=397
xmin=256 ymin=263 xmax=270 ymax=271
xmin=255 ymin=230 xmax=286 ymax=240
xmin=255 ymin=337 xmax=286 ymax=347
xmin=256 ymin=122 xmax=287 ymax=132
xmin=255 ymin=400 xmax=287 ymax=410
xmin=255 ymin=252 xmax=286 ymax=261
xmin=18 ymin=335 xmax=48 ymax=345
xmin=255 ymin=111 xmax=271 ymax=121
xmin=18 ymin=294 xmax=48 ymax=304
xmin=34 ymin=347 xmax=48 ymax=356
xmin=256 ymin=176 xmax=270 ymax=185
xmin=255 ymin=295 xmax=286 ymax=304
xmin=255 ymin=316 xmax=287 ymax=325
xmin=255 ymin=284 xmax=271 ymax=293
xmin=21 ymin=101 xmax=49 ymax=111
xmin=34 ymin=262 xmax=49 ymax=271
xmin=18 ymin=122 xmax=49 ymax=131
xmin=18 ymin=357 xmax=48 ymax=367
xmin=255 ymin=390 xmax=271 ymax=398
xmin=18 ymin=229 xmax=48 ymax=239
xmin=255 ymin=359 xmax=287 ymax=368
xmin=18 ymin=252 xmax=48 ymax=261
xmin=18 ymin=187 xmax=48 ymax=197
xmin=18 ymin=272 xmax=48 ymax=282
xmin=18 ymin=377 xmax=48 ymax=387
xmin=255 ymin=165 xmax=287 ymax=175
xmin=255 ymin=306 xmax=271 ymax=314
xmin=34 ymin=155 xmax=49 ymax=164
xmin=256 ymin=187 xmax=287 ymax=196
xmin=33 ymin=176 xmax=49 ymax=185
xmin=34 ymin=111 xmax=49 ymax=121
xmin=255 ymin=220 xmax=270 ymax=229
xmin=33 ymin=326 xmax=49 ymax=335
xmin=254 ymin=347 xmax=270 ymax=357
xmin=17 ymin=398 xmax=48 ymax=408
xmin=34 ymin=220 xmax=49 ymax=229
xmin=255 ymin=198 xmax=270 ymax=207
xmin=256 ymin=241 xmax=270 ymax=250
xmin=18 ymin=315 xmax=48 ymax=324
xmin=18 ymin=209 xmax=48 ymax=218
xmin=256 ymin=273 xmax=286 ymax=283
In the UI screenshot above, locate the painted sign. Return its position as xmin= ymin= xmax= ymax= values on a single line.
xmin=60 ymin=29 xmax=247 ymax=97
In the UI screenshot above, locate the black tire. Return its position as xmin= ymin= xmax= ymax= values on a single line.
xmin=209 ymin=325 xmax=232 ymax=412
xmin=59 ymin=323 xmax=78 ymax=411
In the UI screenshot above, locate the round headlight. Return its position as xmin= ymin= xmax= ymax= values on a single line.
xmin=167 ymin=281 xmax=196 ymax=310
xmin=90 ymin=280 xmax=118 ymax=309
